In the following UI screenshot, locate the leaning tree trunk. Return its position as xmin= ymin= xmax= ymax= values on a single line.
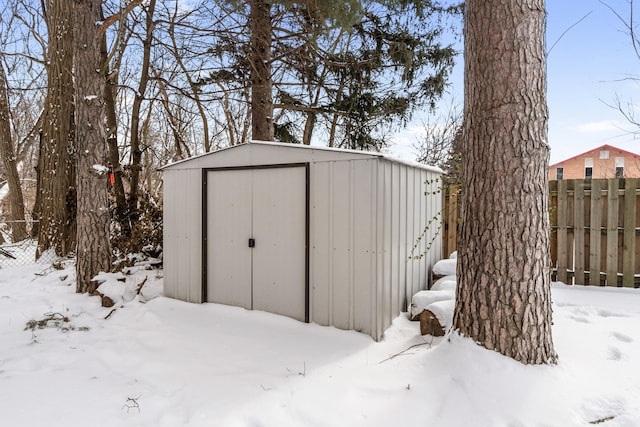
xmin=0 ymin=61 xmax=28 ymax=241
xmin=38 ymin=0 xmax=77 ymax=257
xmin=73 ymin=0 xmax=111 ymax=294
xmin=249 ymin=0 xmax=274 ymax=141
xmin=101 ymin=22 xmax=131 ymax=238
xmin=127 ymin=0 xmax=155 ymax=225
xmin=453 ymin=0 xmax=557 ymax=365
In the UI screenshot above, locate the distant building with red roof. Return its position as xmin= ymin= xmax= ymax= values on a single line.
xmin=549 ymin=144 xmax=640 ymax=180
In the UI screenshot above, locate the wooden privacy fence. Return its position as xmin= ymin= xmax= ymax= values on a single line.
xmin=550 ymin=178 xmax=639 ymax=287
xmin=442 ymin=186 xmax=460 ymax=259
xmin=442 ymin=179 xmax=640 ymax=288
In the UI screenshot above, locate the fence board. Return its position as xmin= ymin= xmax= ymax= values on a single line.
xmin=589 ymin=180 xmax=603 ymax=286
xmin=447 ymin=189 xmax=458 ymax=258
xmin=623 ymin=179 xmax=637 ymax=287
xmin=441 ymin=179 xmax=640 ymax=288
xmin=606 ymin=179 xmax=619 ymax=286
xmin=574 ymin=182 xmax=585 ymax=285
xmin=557 ymin=180 xmax=568 ymax=283
xmin=550 ymin=180 xmax=558 ymax=269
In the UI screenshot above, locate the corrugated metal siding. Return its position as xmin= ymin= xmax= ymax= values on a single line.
xmin=411 ymin=169 xmax=425 ymax=298
xmin=398 ymin=165 xmax=408 ymax=311
xmin=352 ymin=159 xmax=375 ymax=336
xmin=162 ymin=169 xmax=177 ymax=299
xmin=371 ymin=162 xmax=443 ymax=340
xmin=309 ymin=158 xmax=378 ymax=337
xmin=163 ymin=168 xmax=202 ymax=303
xmin=310 ymin=161 xmax=330 ymax=327
xmin=329 ymin=161 xmax=351 ymax=330
xmin=163 ymin=142 xmax=442 ymax=341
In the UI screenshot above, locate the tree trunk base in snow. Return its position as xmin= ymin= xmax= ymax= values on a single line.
xmin=419 ymin=310 xmax=445 ymax=337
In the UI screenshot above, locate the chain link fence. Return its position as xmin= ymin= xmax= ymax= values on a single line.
xmin=0 ymin=220 xmax=59 ymax=268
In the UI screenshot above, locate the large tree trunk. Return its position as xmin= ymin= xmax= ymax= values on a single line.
xmin=453 ymin=0 xmax=557 ymax=364
xmin=249 ymin=0 xmax=274 ymax=141
xmin=38 ymin=0 xmax=77 ymax=257
xmin=0 ymin=61 xmax=28 ymax=241
xmin=74 ymin=0 xmax=111 ymax=293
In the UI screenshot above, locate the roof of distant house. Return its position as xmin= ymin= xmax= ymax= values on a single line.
xmin=549 ymin=144 xmax=640 ymax=168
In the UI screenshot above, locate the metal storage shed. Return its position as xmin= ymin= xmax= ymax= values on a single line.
xmin=162 ymin=141 xmax=442 ymax=341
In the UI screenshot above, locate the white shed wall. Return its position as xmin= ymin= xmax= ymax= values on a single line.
xmin=308 ymin=157 xmax=442 ymax=341
xmin=162 ymin=142 xmax=443 ymax=341
xmin=309 ymin=159 xmax=378 ymax=337
xmin=163 ymin=168 xmax=202 ymax=303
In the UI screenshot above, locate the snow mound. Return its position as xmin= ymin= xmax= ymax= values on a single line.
xmin=424 ymin=299 xmax=455 ymax=329
xmin=433 ymin=258 xmax=456 ymax=276
xmin=431 ymin=275 xmax=457 ymax=291
xmin=410 ymin=289 xmax=455 ymax=319
xmin=95 ymin=270 xmax=160 ymax=305
xmin=95 ymin=272 xmax=136 ymax=305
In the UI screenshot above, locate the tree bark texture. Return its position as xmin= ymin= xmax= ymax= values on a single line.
xmin=38 ymin=0 xmax=77 ymax=257
xmin=0 ymin=62 xmax=28 ymax=241
xmin=250 ymin=0 xmax=274 ymax=141
xmin=453 ymin=0 xmax=557 ymax=364
xmin=74 ymin=0 xmax=111 ymax=293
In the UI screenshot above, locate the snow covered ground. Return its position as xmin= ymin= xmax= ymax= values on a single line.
xmin=1 ymin=259 xmax=639 ymax=427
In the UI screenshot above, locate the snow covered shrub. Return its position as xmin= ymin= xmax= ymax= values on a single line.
xmin=111 ymin=192 xmax=163 ymax=262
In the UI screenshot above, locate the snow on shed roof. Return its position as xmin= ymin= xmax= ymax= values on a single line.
xmin=160 ymin=140 xmax=443 ymax=174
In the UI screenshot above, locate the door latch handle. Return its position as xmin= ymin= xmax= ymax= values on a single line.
xmin=248 ymin=238 xmax=255 ymax=248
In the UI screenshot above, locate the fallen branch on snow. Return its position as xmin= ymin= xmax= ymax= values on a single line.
xmin=378 ymin=338 xmax=433 ymax=364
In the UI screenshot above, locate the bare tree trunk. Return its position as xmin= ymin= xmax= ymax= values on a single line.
xmin=302 ymin=112 xmax=315 ymax=145
xmin=31 ymin=131 xmax=42 ymax=239
xmin=100 ymin=9 xmax=131 ymax=238
xmin=153 ymin=70 xmax=188 ymax=160
xmin=249 ymin=0 xmax=273 ymax=141
xmin=453 ymin=0 xmax=557 ymax=365
xmin=74 ymin=0 xmax=111 ymax=293
xmin=38 ymin=0 xmax=77 ymax=257
xmin=167 ymin=7 xmax=210 ymax=152
xmin=127 ymin=0 xmax=156 ymax=223
xmin=217 ymin=82 xmax=237 ymax=147
xmin=0 ymin=61 xmax=28 ymax=241
xmin=328 ymin=114 xmax=339 ymax=147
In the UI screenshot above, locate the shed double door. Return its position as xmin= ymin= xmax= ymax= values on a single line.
xmin=206 ymin=166 xmax=307 ymax=322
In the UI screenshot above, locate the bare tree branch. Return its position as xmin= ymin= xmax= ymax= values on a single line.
xmin=101 ymin=0 xmax=144 ymax=33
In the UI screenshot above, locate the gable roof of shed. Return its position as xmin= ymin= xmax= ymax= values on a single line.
xmin=160 ymin=140 xmax=443 ymax=173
